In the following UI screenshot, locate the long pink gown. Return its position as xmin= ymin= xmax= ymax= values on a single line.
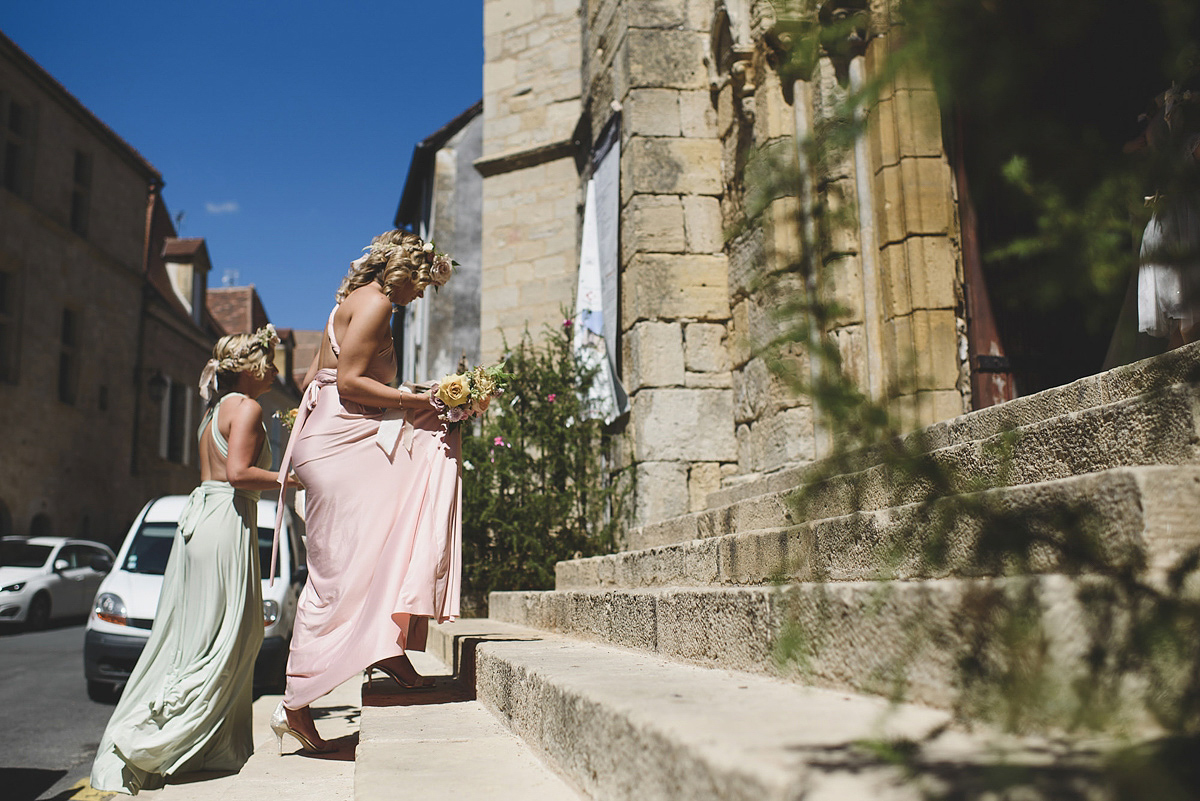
xmin=276 ymin=309 xmax=461 ymax=709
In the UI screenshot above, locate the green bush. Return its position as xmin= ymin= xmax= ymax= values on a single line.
xmin=459 ymin=316 xmax=625 ymax=612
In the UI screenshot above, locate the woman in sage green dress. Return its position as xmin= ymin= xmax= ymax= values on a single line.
xmin=91 ymin=326 xmax=290 ymax=795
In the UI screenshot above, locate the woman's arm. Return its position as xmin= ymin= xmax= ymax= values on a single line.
xmin=300 ymin=343 xmax=321 ymax=392
xmin=224 ymin=396 xmax=288 ymax=490
xmin=335 ymin=292 xmax=431 ymax=410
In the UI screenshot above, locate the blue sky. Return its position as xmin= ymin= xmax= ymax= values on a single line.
xmin=1 ymin=2 xmax=483 ymax=332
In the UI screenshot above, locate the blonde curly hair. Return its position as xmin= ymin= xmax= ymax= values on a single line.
xmin=336 ymin=230 xmax=434 ymax=303
xmin=199 ymin=324 xmax=279 ymax=401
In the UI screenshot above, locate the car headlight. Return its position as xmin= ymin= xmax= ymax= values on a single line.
xmin=262 ymin=599 xmax=279 ymax=627
xmin=1 ymin=582 xmax=25 ymax=592
xmin=94 ymin=593 xmax=128 ymax=625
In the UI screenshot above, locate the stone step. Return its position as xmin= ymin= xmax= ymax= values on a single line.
xmin=627 ymin=381 xmax=1200 ymax=551
xmin=489 ymin=573 xmax=1171 ymax=723
xmin=559 ymin=465 xmax=1200 ymax=589
xmin=428 ymin=619 xmax=1113 ymax=801
xmin=707 ymin=340 xmax=1200 ymax=511
xmin=355 ymin=649 xmax=582 ymax=801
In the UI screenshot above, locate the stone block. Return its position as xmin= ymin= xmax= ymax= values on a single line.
xmin=822 ymin=178 xmax=860 ymax=255
xmin=679 ymin=90 xmax=717 ymax=138
xmin=727 ymin=228 xmax=766 ymax=299
xmin=735 ymin=406 xmax=816 ymax=473
xmin=753 ymin=72 xmax=796 ymax=142
xmin=729 ymin=300 xmax=752 ymax=367
xmin=874 ymin=162 xmax=906 ymax=247
xmin=916 ymin=388 xmax=966 ymax=427
xmin=625 ymin=88 xmax=681 ymax=138
xmin=882 ymin=313 xmax=915 ymax=395
xmin=623 ymin=320 xmax=686 ymax=390
xmin=734 ymin=357 xmax=772 ymax=423
xmin=764 ymin=197 xmax=802 ymax=270
xmin=634 ymin=460 xmax=691 ymax=526
xmin=830 ymin=324 xmax=869 ymax=391
xmin=631 ymin=388 xmax=738 ymax=462
xmin=624 ymin=29 xmax=707 ymax=90
xmin=623 ymin=195 xmax=686 ymax=262
xmin=682 ymin=195 xmax=723 ymax=254
xmin=906 ymin=235 xmax=959 ymax=310
xmin=684 ymin=322 xmax=729 ymax=373
xmin=878 ymin=242 xmax=912 ymax=319
xmin=685 ymin=371 xmax=733 ymax=388
xmin=867 ymin=94 xmax=899 ymax=171
xmin=912 ymin=309 xmax=960 ymax=392
xmin=623 ymin=137 xmax=723 ymax=200
xmin=688 ymin=462 xmax=724 ymax=512
xmin=876 ymin=157 xmax=954 ymax=243
xmin=622 ymin=253 xmax=730 ymax=327
xmin=716 ymin=83 xmax=734 ymax=138
xmin=894 ymin=89 xmax=944 ymax=159
xmin=818 ymin=254 xmax=864 ymax=327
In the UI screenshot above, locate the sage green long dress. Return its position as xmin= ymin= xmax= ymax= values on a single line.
xmin=91 ymin=392 xmax=269 ymax=795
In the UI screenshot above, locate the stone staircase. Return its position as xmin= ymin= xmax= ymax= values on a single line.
xmin=395 ymin=344 xmax=1200 ymax=798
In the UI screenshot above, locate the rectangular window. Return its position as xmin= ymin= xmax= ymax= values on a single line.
xmin=58 ymin=308 xmax=79 ymax=404
xmin=158 ymin=376 xmax=193 ymax=464
xmin=1 ymin=96 xmax=34 ymax=198
xmin=70 ymin=150 xmax=91 ymax=237
xmin=166 ymin=381 xmax=188 ymax=463
xmin=0 ymin=270 xmax=18 ymax=383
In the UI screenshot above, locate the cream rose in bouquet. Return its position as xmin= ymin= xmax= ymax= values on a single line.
xmin=430 ymin=362 xmax=512 ymax=426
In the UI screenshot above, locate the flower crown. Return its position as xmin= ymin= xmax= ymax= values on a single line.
xmin=363 ymin=239 xmax=456 ymax=288
xmin=198 ymin=324 xmax=280 ymax=401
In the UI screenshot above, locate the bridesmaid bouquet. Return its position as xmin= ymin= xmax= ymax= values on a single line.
xmin=429 ymin=362 xmax=513 ymax=425
xmin=274 ymin=408 xmax=299 ymax=431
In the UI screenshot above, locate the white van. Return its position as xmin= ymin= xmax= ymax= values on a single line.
xmin=83 ymin=495 xmax=306 ymax=701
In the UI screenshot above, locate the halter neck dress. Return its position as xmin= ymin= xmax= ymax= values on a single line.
xmin=92 ymin=393 xmax=270 ymax=795
xmin=276 ymin=306 xmax=461 ymax=710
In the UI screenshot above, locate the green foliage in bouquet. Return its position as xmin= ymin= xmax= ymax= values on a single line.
xmin=460 ymin=317 xmax=625 ymax=609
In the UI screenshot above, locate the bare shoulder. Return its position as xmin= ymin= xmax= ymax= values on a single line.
xmin=226 ymin=394 xmax=264 ymax=422
xmin=343 ymin=285 xmax=393 ymax=327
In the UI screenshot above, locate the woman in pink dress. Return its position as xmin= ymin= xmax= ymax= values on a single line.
xmin=270 ymin=230 xmax=460 ymax=751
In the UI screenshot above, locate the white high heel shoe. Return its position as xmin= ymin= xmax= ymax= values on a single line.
xmin=270 ymin=702 xmax=334 ymax=754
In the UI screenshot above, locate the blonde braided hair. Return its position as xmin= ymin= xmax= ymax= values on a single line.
xmin=336 ymin=230 xmax=436 ymax=304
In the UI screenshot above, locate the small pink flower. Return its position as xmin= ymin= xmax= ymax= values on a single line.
xmin=547 ymin=393 xmax=556 ymax=403
xmin=562 ymin=318 xmax=573 ymax=328
xmin=494 ymin=436 xmax=505 ymax=447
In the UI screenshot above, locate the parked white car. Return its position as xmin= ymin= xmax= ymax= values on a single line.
xmin=83 ymin=495 xmax=307 ymax=701
xmin=0 ymin=537 xmax=116 ymax=628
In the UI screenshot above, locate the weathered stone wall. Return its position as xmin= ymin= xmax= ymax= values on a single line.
xmin=478 ymin=0 xmax=583 ymax=364
xmin=0 ymin=37 xmax=214 ymax=547
xmin=475 ymin=0 xmax=970 ymax=530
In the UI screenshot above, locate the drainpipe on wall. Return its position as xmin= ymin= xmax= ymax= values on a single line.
xmin=849 ymin=55 xmax=884 ymax=401
xmin=792 ymin=78 xmax=831 ymax=458
xmin=129 ymin=180 xmax=162 ymax=476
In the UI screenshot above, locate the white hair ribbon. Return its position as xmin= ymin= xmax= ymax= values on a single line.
xmin=198 ymin=358 xmax=220 ymax=402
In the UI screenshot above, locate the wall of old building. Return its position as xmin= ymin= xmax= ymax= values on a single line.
xmin=472 ymin=0 xmax=970 ymax=531
xmin=0 ymin=35 xmax=154 ymax=544
xmin=478 ymin=0 xmax=583 ymax=364
xmin=0 ymin=34 xmax=225 ymax=548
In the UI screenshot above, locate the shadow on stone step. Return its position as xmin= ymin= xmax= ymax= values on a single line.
xmin=445 ymin=635 xmax=542 ymax=700
xmin=362 ymin=675 xmax=472 ymax=707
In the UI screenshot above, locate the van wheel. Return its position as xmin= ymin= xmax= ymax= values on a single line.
xmin=26 ymin=594 xmax=50 ymax=630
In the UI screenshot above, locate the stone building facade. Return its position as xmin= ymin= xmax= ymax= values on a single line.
xmin=467 ymin=0 xmax=978 ymax=529
xmin=0 ymin=31 xmax=219 ymax=545
xmin=0 ymin=31 xmax=300 ymax=549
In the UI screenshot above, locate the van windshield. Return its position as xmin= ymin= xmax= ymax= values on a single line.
xmin=122 ymin=523 xmax=177 ymax=575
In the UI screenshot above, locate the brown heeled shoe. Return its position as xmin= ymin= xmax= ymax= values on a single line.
xmin=366 ymin=656 xmax=435 ymax=690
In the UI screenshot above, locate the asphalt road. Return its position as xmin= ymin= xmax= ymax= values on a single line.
xmin=0 ymin=620 xmax=117 ymax=801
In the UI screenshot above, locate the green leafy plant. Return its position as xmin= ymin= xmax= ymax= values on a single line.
xmin=459 ymin=316 xmax=626 ymax=613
